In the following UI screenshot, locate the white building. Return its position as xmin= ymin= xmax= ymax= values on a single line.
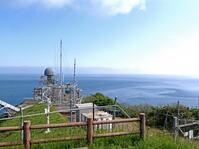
xmin=81 ymin=111 xmax=113 ymax=131
xmin=75 ymin=103 xmax=113 ymax=131
xmin=75 ymin=103 xmax=97 ymax=122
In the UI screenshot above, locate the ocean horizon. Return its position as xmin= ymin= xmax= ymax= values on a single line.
xmin=0 ymin=73 xmax=199 ymax=108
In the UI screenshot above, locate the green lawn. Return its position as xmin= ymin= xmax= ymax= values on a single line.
xmin=0 ymin=103 xmax=86 ymax=149
xmin=0 ymin=103 xmax=199 ymax=149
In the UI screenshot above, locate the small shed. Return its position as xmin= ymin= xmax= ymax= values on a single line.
xmin=75 ymin=103 xmax=97 ymax=122
xmin=81 ymin=111 xmax=113 ymax=131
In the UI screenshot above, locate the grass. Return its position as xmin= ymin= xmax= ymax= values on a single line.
xmin=0 ymin=103 xmax=199 ymax=149
xmin=1 ymin=133 xmax=198 ymax=149
xmin=135 ymin=134 xmax=198 ymax=149
xmin=89 ymin=129 xmax=199 ymax=149
xmin=0 ymin=103 xmax=86 ymax=148
xmin=0 ymin=103 xmax=67 ymax=127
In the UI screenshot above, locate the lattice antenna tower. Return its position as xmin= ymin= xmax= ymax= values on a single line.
xmin=60 ymin=39 xmax=63 ymax=86
xmin=73 ymin=58 xmax=76 ymax=84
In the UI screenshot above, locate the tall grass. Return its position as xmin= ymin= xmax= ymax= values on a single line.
xmin=135 ymin=134 xmax=198 ymax=149
xmin=0 ymin=103 xmax=199 ymax=149
xmin=89 ymin=133 xmax=199 ymax=149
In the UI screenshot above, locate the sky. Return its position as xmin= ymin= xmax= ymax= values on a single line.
xmin=0 ymin=0 xmax=199 ymax=75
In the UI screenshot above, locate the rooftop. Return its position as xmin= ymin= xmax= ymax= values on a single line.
xmin=75 ymin=103 xmax=96 ymax=109
xmin=82 ymin=111 xmax=112 ymax=119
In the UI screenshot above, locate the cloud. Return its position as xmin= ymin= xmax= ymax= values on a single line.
xmin=11 ymin=0 xmax=73 ymax=8
xmin=7 ymin=0 xmax=145 ymax=15
xmin=90 ymin=0 xmax=146 ymax=15
xmin=42 ymin=0 xmax=73 ymax=8
xmin=137 ymin=33 xmax=199 ymax=75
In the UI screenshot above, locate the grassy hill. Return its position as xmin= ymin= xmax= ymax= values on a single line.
xmin=0 ymin=103 xmax=86 ymax=149
xmin=0 ymin=103 xmax=67 ymax=127
xmin=0 ymin=97 xmax=199 ymax=149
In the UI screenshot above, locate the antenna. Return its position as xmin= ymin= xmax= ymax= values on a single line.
xmin=60 ymin=39 xmax=63 ymax=86
xmin=73 ymin=58 xmax=76 ymax=84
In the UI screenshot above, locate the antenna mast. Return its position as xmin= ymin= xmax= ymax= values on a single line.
xmin=60 ymin=39 xmax=63 ymax=86
xmin=73 ymin=58 xmax=76 ymax=84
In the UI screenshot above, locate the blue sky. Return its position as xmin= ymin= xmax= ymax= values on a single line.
xmin=0 ymin=0 xmax=199 ymax=75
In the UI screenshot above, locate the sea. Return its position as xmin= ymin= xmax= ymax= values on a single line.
xmin=1 ymin=74 xmax=199 ymax=107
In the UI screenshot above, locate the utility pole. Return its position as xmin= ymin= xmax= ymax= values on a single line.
xmin=175 ymin=100 xmax=180 ymax=140
xmin=198 ymin=97 xmax=199 ymax=137
xmin=92 ymin=102 xmax=95 ymax=120
xmin=164 ymin=111 xmax=168 ymax=130
xmin=198 ymin=97 xmax=199 ymax=121
xmin=177 ymin=100 xmax=180 ymax=122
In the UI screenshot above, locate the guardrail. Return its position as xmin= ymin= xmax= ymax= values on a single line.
xmin=0 ymin=113 xmax=145 ymax=149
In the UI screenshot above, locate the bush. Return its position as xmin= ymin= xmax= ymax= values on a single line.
xmin=82 ymin=92 xmax=115 ymax=106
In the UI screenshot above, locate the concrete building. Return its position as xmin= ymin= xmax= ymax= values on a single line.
xmin=75 ymin=103 xmax=97 ymax=122
xmin=82 ymin=110 xmax=113 ymax=131
xmin=75 ymin=103 xmax=113 ymax=131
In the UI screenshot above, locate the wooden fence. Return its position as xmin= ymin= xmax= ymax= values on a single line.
xmin=0 ymin=113 xmax=145 ymax=149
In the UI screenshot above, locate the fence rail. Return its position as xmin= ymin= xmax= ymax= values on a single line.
xmin=0 ymin=113 xmax=145 ymax=149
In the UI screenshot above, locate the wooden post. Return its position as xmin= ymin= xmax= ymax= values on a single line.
xmin=87 ymin=118 xmax=93 ymax=144
xmin=23 ymin=121 xmax=31 ymax=149
xmin=139 ymin=113 xmax=146 ymax=139
xmin=70 ymin=99 xmax=72 ymax=122
xmin=20 ymin=107 xmax=24 ymax=141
